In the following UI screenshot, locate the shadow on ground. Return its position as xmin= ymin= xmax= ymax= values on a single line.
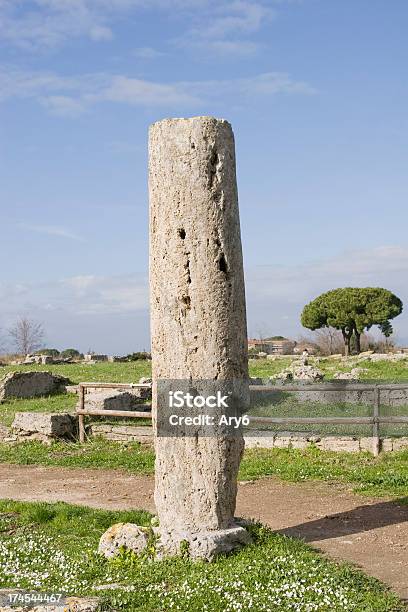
xmin=279 ymin=498 xmax=408 ymax=542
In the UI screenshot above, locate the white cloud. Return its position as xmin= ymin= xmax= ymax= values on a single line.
xmin=0 ymin=0 xmax=117 ymax=49
xmin=100 ymin=75 xmax=200 ymax=106
xmin=19 ymin=223 xmax=85 ymax=242
xmin=0 ymin=0 xmax=277 ymax=55
xmin=0 ymin=245 xmax=406 ymax=351
xmin=196 ymin=1 xmax=273 ymax=39
xmin=0 ymin=66 xmax=316 ymax=115
xmin=201 ymin=39 xmax=259 ymax=56
xmin=89 ymin=24 xmax=113 ymax=40
xmin=133 ymin=46 xmax=165 ymax=58
xmin=178 ymin=1 xmax=274 ymax=56
xmin=245 ymin=245 xmax=408 ymax=339
xmin=39 ymin=95 xmax=86 ymax=117
xmin=248 ymin=246 xmax=408 ymax=299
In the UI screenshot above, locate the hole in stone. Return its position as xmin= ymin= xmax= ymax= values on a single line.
xmin=191 ymin=142 xmax=195 ymax=149
xmin=209 ymin=149 xmax=219 ymax=188
xmin=178 ymin=228 xmax=186 ymax=239
xmin=185 ymin=259 xmax=191 ymax=284
xmin=218 ymin=254 xmax=228 ymax=273
xmin=215 ymin=238 xmax=221 ymax=247
xmin=181 ymin=295 xmax=191 ymax=307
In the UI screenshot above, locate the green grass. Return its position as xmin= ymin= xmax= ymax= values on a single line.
xmin=249 ymin=357 xmax=408 ymax=382
xmin=0 ymin=438 xmax=407 ymax=499
xmin=0 ymin=438 xmax=155 ymax=474
xmin=2 ymin=357 xmax=408 ymax=386
xmin=0 ymin=361 xmax=152 ymax=384
xmin=0 ymin=393 xmax=78 ymax=427
xmin=0 ymin=499 xmax=404 ymax=611
xmin=0 ymin=361 xmax=152 ymax=426
xmin=240 ymin=447 xmax=408 ymax=499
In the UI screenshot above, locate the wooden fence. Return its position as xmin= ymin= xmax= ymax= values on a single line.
xmin=77 ymin=381 xmax=408 ymax=455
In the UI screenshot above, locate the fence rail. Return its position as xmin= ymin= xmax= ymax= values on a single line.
xmin=77 ymin=381 xmax=408 ymax=454
xmin=77 ymin=382 xmax=152 ymax=443
xmin=249 ymin=383 xmax=408 ymax=455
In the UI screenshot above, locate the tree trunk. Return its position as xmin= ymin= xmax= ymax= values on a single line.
xmin=355 ymin=331 xmax=361 ymax=354
xmin=342 ymin=328 xmax=351 ymax=356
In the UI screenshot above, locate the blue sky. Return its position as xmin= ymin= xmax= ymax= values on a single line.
xmin=0 ymin=0 xmax=407 ymax=353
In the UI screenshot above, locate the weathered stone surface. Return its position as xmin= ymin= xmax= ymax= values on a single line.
xmin=275 ymin=363 xmax=324 ymax=382
xmin=83 ymin=390 xmax=150 ymax=411
xmin=159 ymin=525 xmax=251 ymax=561
xmin=359 ymin=437 xmax=377 ymax=453
xmin=0 ymin=424 xmax=10 ymax=441
xmin=66 ymin=385 xmax=79 ymax=394
xmin=391 ymin=437 xmax=408 ymax=451
xmin=149 ymin=116 xmax=249 ymax=555
xmin=317 ymin=437 xmax=360 ymax=452
xmin=381 ymin=438 xmax=394 ymax=452
xmin=0 ymin=371 xmax=69 ymax=402
xmin=11 ymin=412 xmax=74 ymax=441
xmin=90 ymin=424 xmax=153 ymax=443
xmin=98 ymin=523 xmax=149 ymax=558
xmin=244 ymin=431 xmax=275 ymax=449
xmin=333 ymin=367 xmax=369 ymax=380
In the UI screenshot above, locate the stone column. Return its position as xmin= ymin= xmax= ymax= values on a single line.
xmin=149 ymin=116 xmax=250 ymax=559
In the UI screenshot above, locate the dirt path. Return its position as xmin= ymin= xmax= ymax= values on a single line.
xmin=0 ymin=464 xmax=407 ymax=601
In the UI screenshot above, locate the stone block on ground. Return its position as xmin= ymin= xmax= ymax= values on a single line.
xmin=275 ymin=364 xmax=324 ymax=382
xmin=83 ymin=390 xmax=151 ymax=411
xmin=0 ymin=371 xmax=69 ymax=402
xmin=98 ymin=523 xmax=149 ymax=558
xmin=390 ymin=437 xmax=408 ymax=451
xmin=244 ymin=431 xmax=274 ymax=449
xmin=90 ymin=424 xmax=153 ymax=443
xmin=359 ymin=437 xmax=378 ymax=453
xmin=317 ymin=437 xmax=360 ymax=452
xmin=12 ymin=412 xmax=75 ymax=441
xmin=66 ymin=385 xmax=79 ymax=394
xmin=0 ymin=424 xmax=10 ymax=441
xmin=381 ymin=438 xmax=394 ymax=452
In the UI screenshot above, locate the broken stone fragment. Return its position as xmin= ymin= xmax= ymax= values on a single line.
xmin=0 ymin=371 xmax=69 ymax=402
xmin=98 ymin=523 xmax=150 ymax=558
xmin=12 ymin=412 xmax=75 ymax=441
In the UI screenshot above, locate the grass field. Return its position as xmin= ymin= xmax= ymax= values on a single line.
xmin=1 ymin=356 xmax=408 ymax=386
xmin=0 ymin=499 xmax=404 ymax=611
xmin=0 ymin=438 xmax=407 ymax=499
xmin=0 ymin=359 xmax=407 ymax=498
xmin=2 ymin=358 xmax=408 ymax=434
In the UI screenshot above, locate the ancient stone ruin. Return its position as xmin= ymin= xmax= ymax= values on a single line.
xmin=0 ymin=371 xmax=69 ymax=402
xmin=12 ymin=412 xmax=75 ymax=443
xmin=148 ymin=116 xmax=250 ymax=558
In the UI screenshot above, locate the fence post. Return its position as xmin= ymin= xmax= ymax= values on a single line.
xmin=79 ymin=384 xmax=85 ymax=444
xmin=373 ymin=386 xmax=380 ymax=456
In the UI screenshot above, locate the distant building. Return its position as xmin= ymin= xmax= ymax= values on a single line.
xmin=248 ymin=338 xmax=296 ymax=355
